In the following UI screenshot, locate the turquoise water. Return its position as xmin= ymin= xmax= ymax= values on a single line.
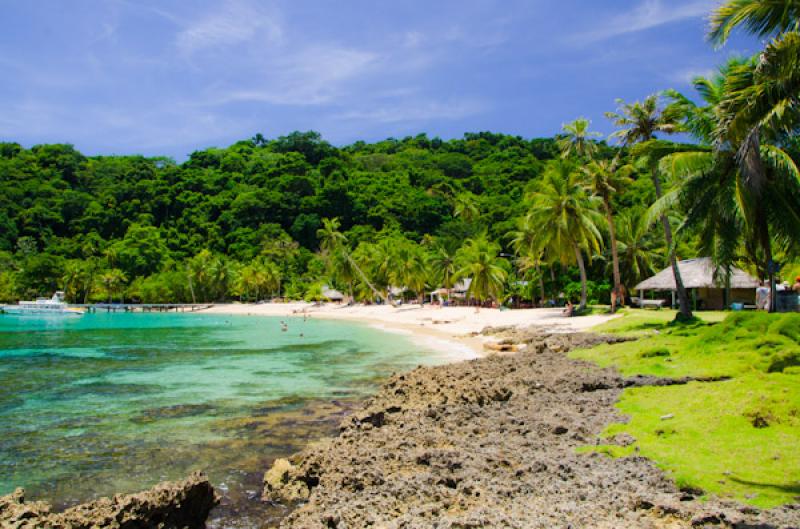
xmin=0 ymin=312 xmax=439 ymax=518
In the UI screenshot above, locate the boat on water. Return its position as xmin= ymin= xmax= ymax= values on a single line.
xmin=1 ymin=291 xmax=84 ymax=316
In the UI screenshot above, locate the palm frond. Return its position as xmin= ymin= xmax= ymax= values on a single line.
xmin=709 ymin=0 xmax=800 ymax=47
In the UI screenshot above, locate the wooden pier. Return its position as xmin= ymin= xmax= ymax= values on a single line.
xmin=74 ymin=303 xmax=213 ymax=313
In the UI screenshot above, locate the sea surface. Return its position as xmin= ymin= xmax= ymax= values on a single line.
xmin=0 ymin=311 xmax=444 ymax=526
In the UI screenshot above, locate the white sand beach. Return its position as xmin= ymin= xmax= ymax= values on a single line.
xmin=202 ymin=303 xmax=619 ymax=360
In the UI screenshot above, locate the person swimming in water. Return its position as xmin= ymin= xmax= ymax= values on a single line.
xmin=280 ymin=320 xmax=288 ymax=332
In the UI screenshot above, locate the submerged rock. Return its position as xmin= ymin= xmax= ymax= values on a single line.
xmin=0 ymin=471 xmax=219 ymax=529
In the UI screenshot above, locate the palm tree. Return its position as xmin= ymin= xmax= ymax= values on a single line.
xmin=452 ymin=192 xmax=480 ymax=223
xmin=99 ymin=269 xmax=127 ymax=304
xmin=526 ymin=160 xmax=605 ymax=311
xmin=558 ymin=118 xmax=602 ymax=160
xmin=389 ymin=239 xmax=428 ymax=305
xmin=62 ymin=260 xmax=95 ymax=304
xmin=708 ymin=3 xmax=800 ymax=310
xmin=660 ymin=56 xmax=800 ymax=311
xmin=317 ymin=218 xmax=388 ymax=303
xmin=708 ymin=0 xmax=800 ymax=47
xmin=453 ymin=235 xmax=507 ymax=311
xmin=507 ymin=215 xmax=547 ymax=304
xmin=427 ymin=243 xmax=458 ymax=298
xmin=583 ymin=159 xmax=633 ymax=312
xmin=606 ymin=95 xmax=693 ymax=319
xmin=614 ymin=209 xmax=662 ymax=296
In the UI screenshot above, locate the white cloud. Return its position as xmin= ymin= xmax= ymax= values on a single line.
xmin=335 ymin=99 xmax=487 ymax=124
xmin=577 ymin=0 xmax=711 ymax=43
xmin=201 ymin=46 xmax=379 ymax=106
xmin=176 ymin=0 xmax=282 ymax=54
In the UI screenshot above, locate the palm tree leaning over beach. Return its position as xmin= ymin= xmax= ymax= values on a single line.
xmin=317 ymin=217 xmax=389 ymax=304
xmin=606 ymin=96 xmax=694 ymax=320
xmin=453 ymin=234 xmax=507 ymax=312
xmin=526 ymin=160 xmax=604 ymax=312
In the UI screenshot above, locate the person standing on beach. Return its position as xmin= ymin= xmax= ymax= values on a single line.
xmin=793 ymin=276 xmax=800 ymax=294
xmin=756 ymin=282 xmax=770 ymax=311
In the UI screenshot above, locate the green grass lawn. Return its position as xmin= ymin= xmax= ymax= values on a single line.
xmin=572 ymin=310 xmax=800 ymax=508
xmin=590 ymin=308 xmax=728 ymax=336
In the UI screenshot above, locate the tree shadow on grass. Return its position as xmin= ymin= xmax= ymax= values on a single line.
xmin=729 ymin=476 xmax=800 ymax=499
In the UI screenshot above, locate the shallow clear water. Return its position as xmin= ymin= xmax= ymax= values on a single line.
xmin=0 ymin=312 xmax=439 ymax=520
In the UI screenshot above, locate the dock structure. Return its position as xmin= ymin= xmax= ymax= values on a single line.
xmin=74 ymin=303 xmax=213 ymax=313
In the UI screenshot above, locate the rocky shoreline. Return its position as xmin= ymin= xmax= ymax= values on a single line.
xmin=0 ymin=472 xmax=218 ymax=528
xmin=2 ymin=328 xmax=798 ymax=528
xmin=263 ymin=329 xmax=799 ymax=529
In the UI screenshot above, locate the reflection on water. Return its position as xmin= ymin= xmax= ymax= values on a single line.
xmin=0 ymin=312 xmax=439 ymax=527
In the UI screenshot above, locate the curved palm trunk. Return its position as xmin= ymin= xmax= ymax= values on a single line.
xmin=573 ymin=244 xmax=588 ymax=311
xmin=345 ymin=252 xmax=389 ymax=304
xmin=603 ymin=195 xmax=622 ymax=313
xmin=743 ymin=131 xmax=776 ymax=313
xmin=757 ymin=217 xmax=776 ymax=313
xmin=652 ymin=169 xmax=692 ymax=319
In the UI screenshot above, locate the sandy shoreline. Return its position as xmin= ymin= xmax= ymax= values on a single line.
xmin=201 ymin=302 xmax=618 ymax=360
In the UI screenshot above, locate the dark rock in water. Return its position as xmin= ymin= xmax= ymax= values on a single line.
xmin=0 ymin=471 xmax=219 ymax=528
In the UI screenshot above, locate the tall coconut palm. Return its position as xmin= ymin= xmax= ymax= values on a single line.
xmin=526 ymin=160 xmax=605 ymax=311
xmin=606 ymin=95 xmax=693 ymax=319
xmin=708 ymin=1 xmax=800 ymax=310
xmin=453 ymin=234 xmax=507 ymax=311
xmin=583 ymin=159 xmax=633 ymax=311
xmin=661 ymin=56 xmax=800 ymax=311
xmin=558 ymin=118 xmax=602 ymax=160
xmin=317 ymin=217 xmax=388 ymax=303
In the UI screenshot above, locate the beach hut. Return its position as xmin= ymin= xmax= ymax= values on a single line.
xmin=321 ymin=286 xmax=345 ymax=302
xmin=633 ymin=257 xmax=759 ymax=310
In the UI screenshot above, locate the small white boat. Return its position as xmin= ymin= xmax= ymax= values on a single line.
xmin=1 ymin=291 xmax=84 ymax=316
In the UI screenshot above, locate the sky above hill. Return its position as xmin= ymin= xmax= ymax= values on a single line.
xmin=0 ymin=0 xmax=760 ymax=160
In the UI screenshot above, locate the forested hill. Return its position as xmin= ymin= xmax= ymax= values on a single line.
xmin=0 ymin=131 xmax=653 ymax=302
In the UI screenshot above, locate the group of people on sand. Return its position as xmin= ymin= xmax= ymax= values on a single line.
xmin=755 ymin=277 xmax=800 ymax=311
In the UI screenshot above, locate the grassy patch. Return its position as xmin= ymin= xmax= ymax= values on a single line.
xmin=572 ymin=312 xmax=800 ymax=378
xmin=591 ymin=308 xmax=727 ymax=336
xmin=602 ymin=374 xmax=800 ymax=508
xmin=575 ymin=311 xmax=800 ymax=508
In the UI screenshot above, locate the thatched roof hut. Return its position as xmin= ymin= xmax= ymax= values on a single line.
xmin=634 ymin=257 xmax=759 ymax=310
xmin=321 ymin=286 xmax=344 ymax=301
xmin=634 ymin=257 xmax=759 ymax=291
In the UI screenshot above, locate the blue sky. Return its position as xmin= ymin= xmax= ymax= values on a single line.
xmin=0 ymin=0 xmax=759 ymax=160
